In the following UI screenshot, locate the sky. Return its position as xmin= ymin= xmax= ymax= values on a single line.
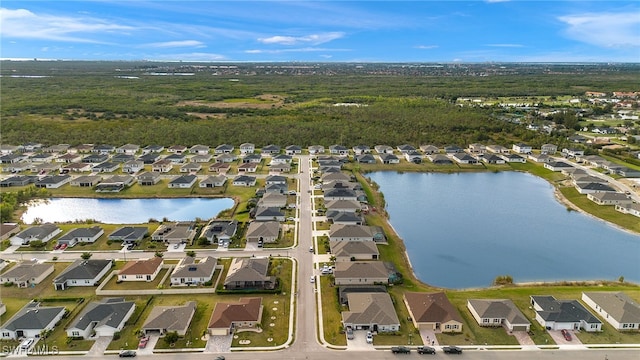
xmin=1 ymin=1 xmax=639 ymax=63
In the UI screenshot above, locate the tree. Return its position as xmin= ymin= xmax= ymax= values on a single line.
xmin=186 ymin=250 xmax=196 ymax=257
xmin=81 ymin=252 xmax=92 ymax=260
xmin=29 ymin=240 xmax=45 ymax=249
xmin=154 ymin=251 xmax=164 ymax=258
xmin=164 ymin=331 xmax=179 ymax=345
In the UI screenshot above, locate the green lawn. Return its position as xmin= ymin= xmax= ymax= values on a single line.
xmin=101 ymin=268 xmax=169 ymax=290
xmin=560 ymin=187 xmax=640 ymax=233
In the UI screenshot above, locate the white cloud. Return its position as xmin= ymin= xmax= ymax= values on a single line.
xmin=414 ymin=45 xmax=439 ymax=49
xmin=558 ymin=11 xmax=640 ymax=48
xmin=148 ymin=52 xmax=226 ymax=61
xmin=485 ymin=44 xmax=524 ymax=48
xmin=245 ymin=47 xmax=350 ymax=54
xmin=144 ymin=40 xmax=205 ymax=48
xmin=258 ymin=32 xmax=345 ymax=46
xmin=0 ymin=8 xmax=134 ymax=43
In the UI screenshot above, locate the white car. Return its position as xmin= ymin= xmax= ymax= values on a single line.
xmin=366 ymin=332 xmax=373 ymax=344
xmin=310 ymin=276 xmax=315 ymax=283
xmin=20 ymin=338 xmax=34 ymax=350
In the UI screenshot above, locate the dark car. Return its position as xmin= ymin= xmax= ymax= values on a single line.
xmin=119 ymin=350 xmax=137 ymax=358
xmin=561 ymin=329 xmax=572 ymax=341
xmin=417 ymin=346 xmax=436 ymax=354
xmin=443 ymin=346 xmax=463 ymax=354
xmin=391 ymin=346 xmax=411 ymax=354
xmin=214 ymin=356 xmax=225 ymax=360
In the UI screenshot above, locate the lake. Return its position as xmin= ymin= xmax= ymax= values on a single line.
xmin=21 ymin=197 xmax=235 ymax=224
xmin=367 ymin=171 xmax=640 ymax=289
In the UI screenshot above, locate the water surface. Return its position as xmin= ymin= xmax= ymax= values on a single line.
xmin=368 ymin=171 xmax=640 ymax=288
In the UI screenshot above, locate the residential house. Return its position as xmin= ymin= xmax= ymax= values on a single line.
xmin=257 ymin=193 xmax=287 ymax=208
xmin=342 ymin=292 xmax=400 ymax=332
xmin=264 ymin=183 xmax=287 ymax=194
xmin=215 ymin=153 xmax=236 ymax=163
xmin=270 ymin=154 xmax=292 ymax=165
xmin=562 ymin=148 xmax=585 ymax=158
xmin=403 ymin=292 xmax=464 ymax=333
xmin=419 ymin=144 xmax=440 ymax=155
xmin=530 ymin=295 xmax=602 ymax=332
xmin=356 ymin=154 xmax=376 ymax=164
xmin=117 ymin=257 xmax=163 ymax=282
xmin=214 ymin=144 xmax=234 ymax=154
xmin=168 ymin=174 xmax=197 ymax=188
xmin=31 ymin=162 xmax=62 ymax=174
xmin=528 ymin=153 xmax=551 ymax=163
xmin=0 ymin=223 xmax=20 ymax=241
xmin=73 ymin=144 xmax=94 ymax=153
xmin=92 ymin=144 xmax=115 ymax=154
xmin=116 ymin=144 xmax=140 ymax=155
xmin=615 ymin=202 xmax=640 ymax=218
xmin=200 ymin=175 xmax=227 ymax=188
xmin=373 ymin=145 xmax=393 ymax=154
xmin=330 ymin=240 xmax=379 ymax=262
xmin=261 ymin=144 xmax=280 ymax=155
xmin=544 ymin=161 xmax=574 ymax=172
xmin=34 ymin=175 xmax=71 ymax=189
xmin=223 ymin=257 xmax=275 ymax=290
xmin=486 ymin=145 xmax=510 ymax=154
xmin=233 ymin=175 xmax=257 ymax=187
xmin=329 ymin=145 xmax=349 ymax=155
xmin=451 ymin=152 xmax=479 ymax=164
xmin=404 ymin=151 xmax=423 ymax=164
xmin=617 ymin=167 xmax=640 ymax=178
xmin=587 ymin=192 xmax=633 ymax=206
xmin=0 ymin=260 xmax=54 ymax=288
xmin=324 ymin=188 xmax=358 ymax=201
xmin=329 ymin=224 xmax=375 ymax=242
xmin=428 ymin=154 xmax=453 ymax=165
xmin=541 ymin=144 xmax=558 ymax=154
xmin=55 ymin=153 xmax=81 ymax=163
xmin=203 ymin=219 xmax=238 ymax=246
xmin=285 ymin=145 xmax=302 ymax=155
xmin=28 ymin=153 xmax=55 ymax=163
xmin=333 ymin=261 xmax=389 ymax=286
xmin=499 ymin=153 xmax=526 ymax=163
xmin=142 ymin=145 xmax=164 ymax=154
xmin=137 ymin=171 xmax=161 ymax=185
xmin=53 ymin=259 xmax=112 ymax=290
xmin=269 ymin=163 xmax=291 ymax=173
xmin=0 ymin=301 xmax=66 ymax=340
xmin=170 ymin=256 xmax=217 ymax=286
xmin=468 ymin=143 xmax=486 ymax=154
xmin=62 ymin=162 xmax=92 ymax=173
xmin=56 ymin=226 xmax=104 ymax=247
xmin=582 ymin=292 xmax=640 ymax=331
xmin=189 ymin=144 xmax=210 ymax=155
xmin=165 ymin=153 xmax=187 ymax=164
xmin=111 ymin=153 xmax=135 ymax=163
xmin=253 ymin=206 xmax=285 ymax=222
xmin=308 ymin=145 xmax=325 ymax=154
xmin=108 ymin=226 xmax=148 ymax=244
xmin=245 ymin=221 xmax=280 ymax=244
xmin=481 ymin=154 xmax=506 ymax=164
xmin=10 ymin=224 xmax=61 ymax=246
xmin=443 ymin=145 xmax=463 ymax=154
xmin=208 ymin=297 xmax=263 ymax=336
xmin=82 ymin=154 xmax=109 ymax=163
xmin=397 ymin=144 xmax=417 ymax=154
xmin=325 ymin=199 xmax=361 ymax=213
xmin=0 ymin=176 xmax=36 ymax=187
xmin=352 ymin=145 xmax=370 ymax=155
xmin=467 ymin=299 xmax=531 ymax=331
xmin=237 ymin=162 xmax=258 ymax=173
xmin=167 ymin=145 xmax=187 ymax=154
xmin=152 ymin=222 xmax=196 ymax=245
xmin=122 ymin=160 xmax=144 ymax=174
xmin=142 ymin=301 xmax=197 ymax=336
xmin=574 ymin=182 xmax=616 ymax=195
xmin=191 ymin=154 xmax=213 ymax=163
xmin=66 ymin=298 xmax=135 ymax=339
xmin=265 ymin=175 xmax=287 ymax=185
xmin=151 ymin=159 xmax=173 ymax=173
xmin=327 ymin=212 xmax=364 ymax=225
xmin=239 ymin=143 xmax=255 ymax=154
xmin=512 ymin=143 xmax=532 ymax=154
xmin=379 ymin=153 xmax=400 ymax=164
xmin=0 ymin=144 xmax=22 ymax=154
xmin=138 ymin=152 xmax=161 ymax=164
xmin=241 ymin=153 xmax=262 ymax=163
xmin=95 ymin=175 xmax=135 ymax=193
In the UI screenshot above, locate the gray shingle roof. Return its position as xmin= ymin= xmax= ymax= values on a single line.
xmin=171 ymin=256 xmax=217 ymax=279
xmin=468 ymin=299 xmax=530 ymax=325
xmin=54 ymin=259 xmax=112 ymax=284
xmin=68 ymin=298 xmax=135 ymax=331
xmin=532 ymin=295 xmax=601 ymax=324
xmin=2 ymin=301 xmax=65 ymax=331
xmin=583 ymin=292 xmax=640 ymax=324
xmin=142 ymin=301 xmax=196 ymax=332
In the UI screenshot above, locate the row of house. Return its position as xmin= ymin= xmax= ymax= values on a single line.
xmin=7 ymin=224 xmax=148 ymax=247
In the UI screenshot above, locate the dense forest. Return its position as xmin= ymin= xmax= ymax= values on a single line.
xmin=1 ymin=61 xmax=638 ymax=148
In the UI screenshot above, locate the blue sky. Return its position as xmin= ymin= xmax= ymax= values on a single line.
xmin=1 ymin=1 xmax=639 ymax=62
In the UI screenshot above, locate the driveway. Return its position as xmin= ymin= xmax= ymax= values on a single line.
xmin=418 ymin=328 xmax=439 ymax=347
xmin=346 ymin=330 xmax=373 ymax=351
xmin=136 ymin=335 xmax=159 ymax=355
xmin=547 ymin=329 xmax=584 ymax=347
xmin=206 ymin=334 xmax=232 ymax=353
xmin=86 ymin=336 xmax=113 ymax=356
xmin=512 ymin=330 xmax=535 ymax=346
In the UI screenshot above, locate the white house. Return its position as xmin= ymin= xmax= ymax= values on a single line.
xmin=582 ymin=292 xmax=640 ymax=331
xmin=53 ymin=259 xmax=112 ymax=290
xmin=0 ymin=301 xmax=66 ymax=340
xmin=56 ymin=226 xmax=104 ymax=247
xmin=512 ymin=143 xmax=532 ymax=154
xmin=66 ymin=298 xmax=135 ymax=339
xmin=531 ymin=295 xmax=602 ymax=332
xmin=10 ymin=224 xmax=61 ymax=246
xmin=467 ymin=299 xmax=531 ymax=332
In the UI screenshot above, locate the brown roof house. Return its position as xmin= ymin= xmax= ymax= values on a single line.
xmin=0 ymin=260 xmax=54 ymax=288
xmin=118 ymin=257 xmax=163 ymax=282
xmin=208 ymin=297 xmax=263 ymax=336
xmin=342 ymin=292 xmax=400 ymax=333
xmin=403 ymin=292 xmax=464 ymax=333
xmin=142 ymin=301 xmax=197 ymax=336
xmin=223 ymin=257 xmax=275 ymax=290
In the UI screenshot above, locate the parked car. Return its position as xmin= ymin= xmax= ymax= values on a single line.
xmin=366 ymin=331 xmax=373 ymax=344
xmin=561 ymin=329 xmax=572 ymax=341
xmin=391 ymin=346 xmax=411 ymax=354
xmin=443 ymin=346 xmax=463 ymax=354
xmin=60 ymin=243 xmax=68 ymax=250
xmin=417 ymin=346 xmax=436 ymax=354
xmin=345 ymin=327 xmax=354 ymax=340
xmin=214 ymin=357 xmax=225 ymax=360
xmin=19 ymin=338 xmax=34 ymax=350
xmin=309 ymin=276 xmax=315 ymax=283
xmin=138 ymin=336 xmax=149 ymax=348
xmin=119 ymin=350 xmax=137 ymax=358
xmin=54 ymin=243 xmax=61 ymax=250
